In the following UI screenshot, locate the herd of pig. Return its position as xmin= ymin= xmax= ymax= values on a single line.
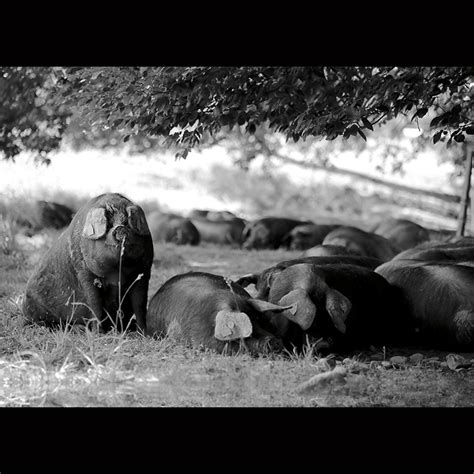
xmin=18 ymin=193 xmax=474 ymax=355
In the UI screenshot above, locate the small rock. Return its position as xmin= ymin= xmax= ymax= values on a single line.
xmin=423 ymin=356 xmax=441 ymax=367
xmin=296 ymin=366 xmax=348 ymax=394
xmin=440 ymin=362 xmax=448 ymax=368
xmin=446 ymin=353 xmax=472 ymax=371
xmin=389 ymin=356 xmax=408 ymax=366
xmin=381 ymin=361 xmax=392 ymax=369
xmin=408 ymin=353 xmax=424 ymax=364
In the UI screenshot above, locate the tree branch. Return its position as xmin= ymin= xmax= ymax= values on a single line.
xmin=271 ymin=152 xmax=461 ymax=204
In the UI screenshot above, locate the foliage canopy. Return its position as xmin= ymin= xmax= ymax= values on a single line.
xmin=0 ymin=66 xmax=473 ymax=162
xmin=54 ymin=66 xmax=474 ymax=158
xmin=0 ymin=67 xmax=69 ymax=162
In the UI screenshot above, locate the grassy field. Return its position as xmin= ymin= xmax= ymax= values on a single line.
xmin=1 ymin=230 xmax=473 ymax=408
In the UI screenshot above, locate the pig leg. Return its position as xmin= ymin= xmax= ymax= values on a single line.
xmin=77 ymin=270 xmax=104 ymax=331
xmin=128 ymin=276 xmax=149 ymax=333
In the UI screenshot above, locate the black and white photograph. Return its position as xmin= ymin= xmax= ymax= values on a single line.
xmin=0 ymin=65 xmax=473 ymax=413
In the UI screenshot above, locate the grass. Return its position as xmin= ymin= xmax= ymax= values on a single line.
xmin=1 ymin=230 xmax=473 ymax=407
xmin=0 ymin=148 xmax=470 ymax=407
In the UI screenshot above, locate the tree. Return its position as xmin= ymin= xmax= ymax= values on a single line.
xmin=0 ymin=67 xmax=70 ymax=163
xmin=1 ymin=66 xmax=472 ymax=164
xmin=53 ymin=66 xmax=473 ymax=159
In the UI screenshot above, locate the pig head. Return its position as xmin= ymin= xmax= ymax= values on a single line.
xmin=265 ymin=264 xmax=352 ymax=351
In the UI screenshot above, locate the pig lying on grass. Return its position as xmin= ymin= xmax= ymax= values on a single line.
xmin=146 ymin=271 xmax=293 ymax=355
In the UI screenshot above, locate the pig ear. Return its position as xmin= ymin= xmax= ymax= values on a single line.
xmin=214 ymin=310 xmax=253 ymax=341
xmin=82 ymin=207 xmax=107 ymax=240
xmin=234 ymin=273 xmax=259 ymax=287
xmin=325 ymin=288 xmax=351 ymax=334
xmin=247 ymin=298 xmax=295 ymax=313
xmin=278 ymin=288 xmax=316 ymax=331
xmin=127 ymin=206 xmax=150 ymax=236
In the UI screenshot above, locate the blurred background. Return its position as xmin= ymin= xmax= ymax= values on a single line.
xmin=0 ymin=112 xmax=467 ymax=233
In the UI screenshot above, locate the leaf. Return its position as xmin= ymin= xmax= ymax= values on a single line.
xmin=416 ymin=107 xmax=428 ymax=118
xmin=349 ymin=124 xmax=359 ymax=136
xmin=342 ymin=124 xmax=353 ymax=139
xmin=411 ymin=107 xmax=428 ymax=121
xmin=361 ymin=117 xmax=373 ymax=131
xmin=357 ymin=129 xmax=367 ymax=141
xmin=451 ymin=104 xmax=462 ymax=114
xmin=246 ymin=104 xmax=257 ymax=114
xmin=430 ymin=116 xmax=442 ymax=128
xmin=433 ymin=130 xmax=442 ymax=144
xmin=175 ymin=149 xmax=189 ymax=160
xmin=237 ymin=113 xmax=246 ymax=126
xmin=123 ymin=135 xmax=130 ymax=142
xmin=465 ymin=125 xmax=474 ymax=135
xmin=454 ymin=133 xmax=465 ymax=143
xmin=220 ymin=114 xmax=230 ymax=126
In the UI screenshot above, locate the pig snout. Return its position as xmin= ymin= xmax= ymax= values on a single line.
xmin=113 ymin=225 xmax=129 ymax=243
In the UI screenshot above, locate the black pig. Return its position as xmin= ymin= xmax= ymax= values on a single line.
xmin=147 ymin=211 xmax=200 ymax=246
xmin=146 ymin=272 xmax=292 ymax=354
xmin=235 ymin=255 xmax=383 ymax=300
xmin=23 ymin=193 xmax=154 ymax=332
xmin=263 ymin=263 xmax=404 ymax=353
xmin=242 ymin=217 xmax=313 ymax=250
xmin=322 ymin=225 xmax=400 ymax=261
xmin=371 ymin=218 xmax=430 ymax=251
xmin=375 ymin=259 xmax=474 ymax=350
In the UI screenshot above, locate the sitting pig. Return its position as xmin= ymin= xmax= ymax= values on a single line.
xmin=23 ymin=193 xmax=154 ymax=332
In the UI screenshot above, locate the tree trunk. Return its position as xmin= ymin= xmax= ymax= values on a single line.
xmin=456 ymin=143 xmax=473 ymax=237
